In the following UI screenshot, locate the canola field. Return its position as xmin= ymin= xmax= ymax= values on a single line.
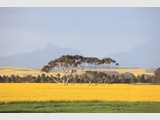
xmin=0 ymin=83 xmax=160 ymax=102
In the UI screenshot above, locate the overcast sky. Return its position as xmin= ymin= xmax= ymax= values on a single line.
xmin=0 ymin=8 xmax=160 ymax=58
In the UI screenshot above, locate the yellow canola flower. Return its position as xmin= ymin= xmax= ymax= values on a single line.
xmin=0 ymin=83 xmax=160 ymax=102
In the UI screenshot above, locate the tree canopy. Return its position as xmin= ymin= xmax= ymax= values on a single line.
xmin=41 ymin=55 xmax=119 ymax=73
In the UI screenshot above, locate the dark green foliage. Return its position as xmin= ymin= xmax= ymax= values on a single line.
xmin=41 ymin=55 xmax=117 ymax=73
xmin=0 ymin=76 xmax=3 ymax=82
xmin=140 ymin=74 xmax=145 ymax=83
xmin=0 ymin=71 xmax=159 ymax=84
xmin=36 ymin=75 xmax=41 ymax=83
xmin=153 ymin=68 xmax=160 ymax=83
xmin=120 ymin=74 xmax=125 ymax=83
xmin=10 ymin=75 xmax=15 ymax=83
xmin=154 ymin=68 xmax=160 ymax=77
xmin=5 ymin=76 xmax=11 ymax=83
xmin=40 ymin=73 xmax=46 ymax=83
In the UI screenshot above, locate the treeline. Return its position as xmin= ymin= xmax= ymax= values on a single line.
xmin=0 ymin=71 xmax=159 ymax=84
xmin=0 ymin=74 xmax=53 ymax=83
xmin=39 ymin=55 xmax=160 ymax=85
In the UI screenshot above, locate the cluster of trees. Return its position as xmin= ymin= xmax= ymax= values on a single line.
xmin=1 ymin=55 xmax=159 ymax=85
xmin=41 ymin=55 xmax=119 ymax=85
xmin=41 ymin=55 xmax=119 ymax=73
xmin=0 ymin=74 xmax=52 ymax=83
xmin=0 ymin=68 xmax=160 ymax=84
xmin=41 ymin=55 xmax=159 ymax=85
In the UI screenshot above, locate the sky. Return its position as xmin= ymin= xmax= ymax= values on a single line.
xmin=0 ymin=8 xmax=160 ymax=58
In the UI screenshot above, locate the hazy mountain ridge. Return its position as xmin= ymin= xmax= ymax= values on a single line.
xmin=0 ymin=38 xmax=159 ymax=68
xmin=0 ymin=44 xmax=83 ymax=67
xmin=109 ymin=38 xmax=160 ymax=68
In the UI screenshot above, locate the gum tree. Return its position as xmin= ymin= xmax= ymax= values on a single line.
xmin=41 ymin=55 xmax=118 ymax=85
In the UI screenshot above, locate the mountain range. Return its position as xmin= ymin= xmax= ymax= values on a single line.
xmin=0 ymin=44 xmax=83 ymax=67
xmin=109 ymin=38 xmax=159 ymax=68
xmin=0 ymin=39 xmax=159 ymax=68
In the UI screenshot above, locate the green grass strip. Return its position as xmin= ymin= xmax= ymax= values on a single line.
xmin=0 ymin=101 xmax=160 ymax=113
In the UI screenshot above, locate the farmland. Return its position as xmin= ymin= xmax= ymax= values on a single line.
xmin=0 ymin=83 xmax=160 ymax=102
xmin=0 ymin=66 xmax=159 ymax=112
xmin=0 ymin=66 xmax=154 ymax=77
xmin=0 ymin=83 xmax=160 ymax=112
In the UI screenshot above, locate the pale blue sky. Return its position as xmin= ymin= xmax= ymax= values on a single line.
xmin=0 ymin=8 xmax=160 ymax=58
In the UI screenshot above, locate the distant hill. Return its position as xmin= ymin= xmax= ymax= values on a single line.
xmin=0 ymin=44 xmax=83 ymax=67
xmin=109 ymin=38 xmax=160 ymax=68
